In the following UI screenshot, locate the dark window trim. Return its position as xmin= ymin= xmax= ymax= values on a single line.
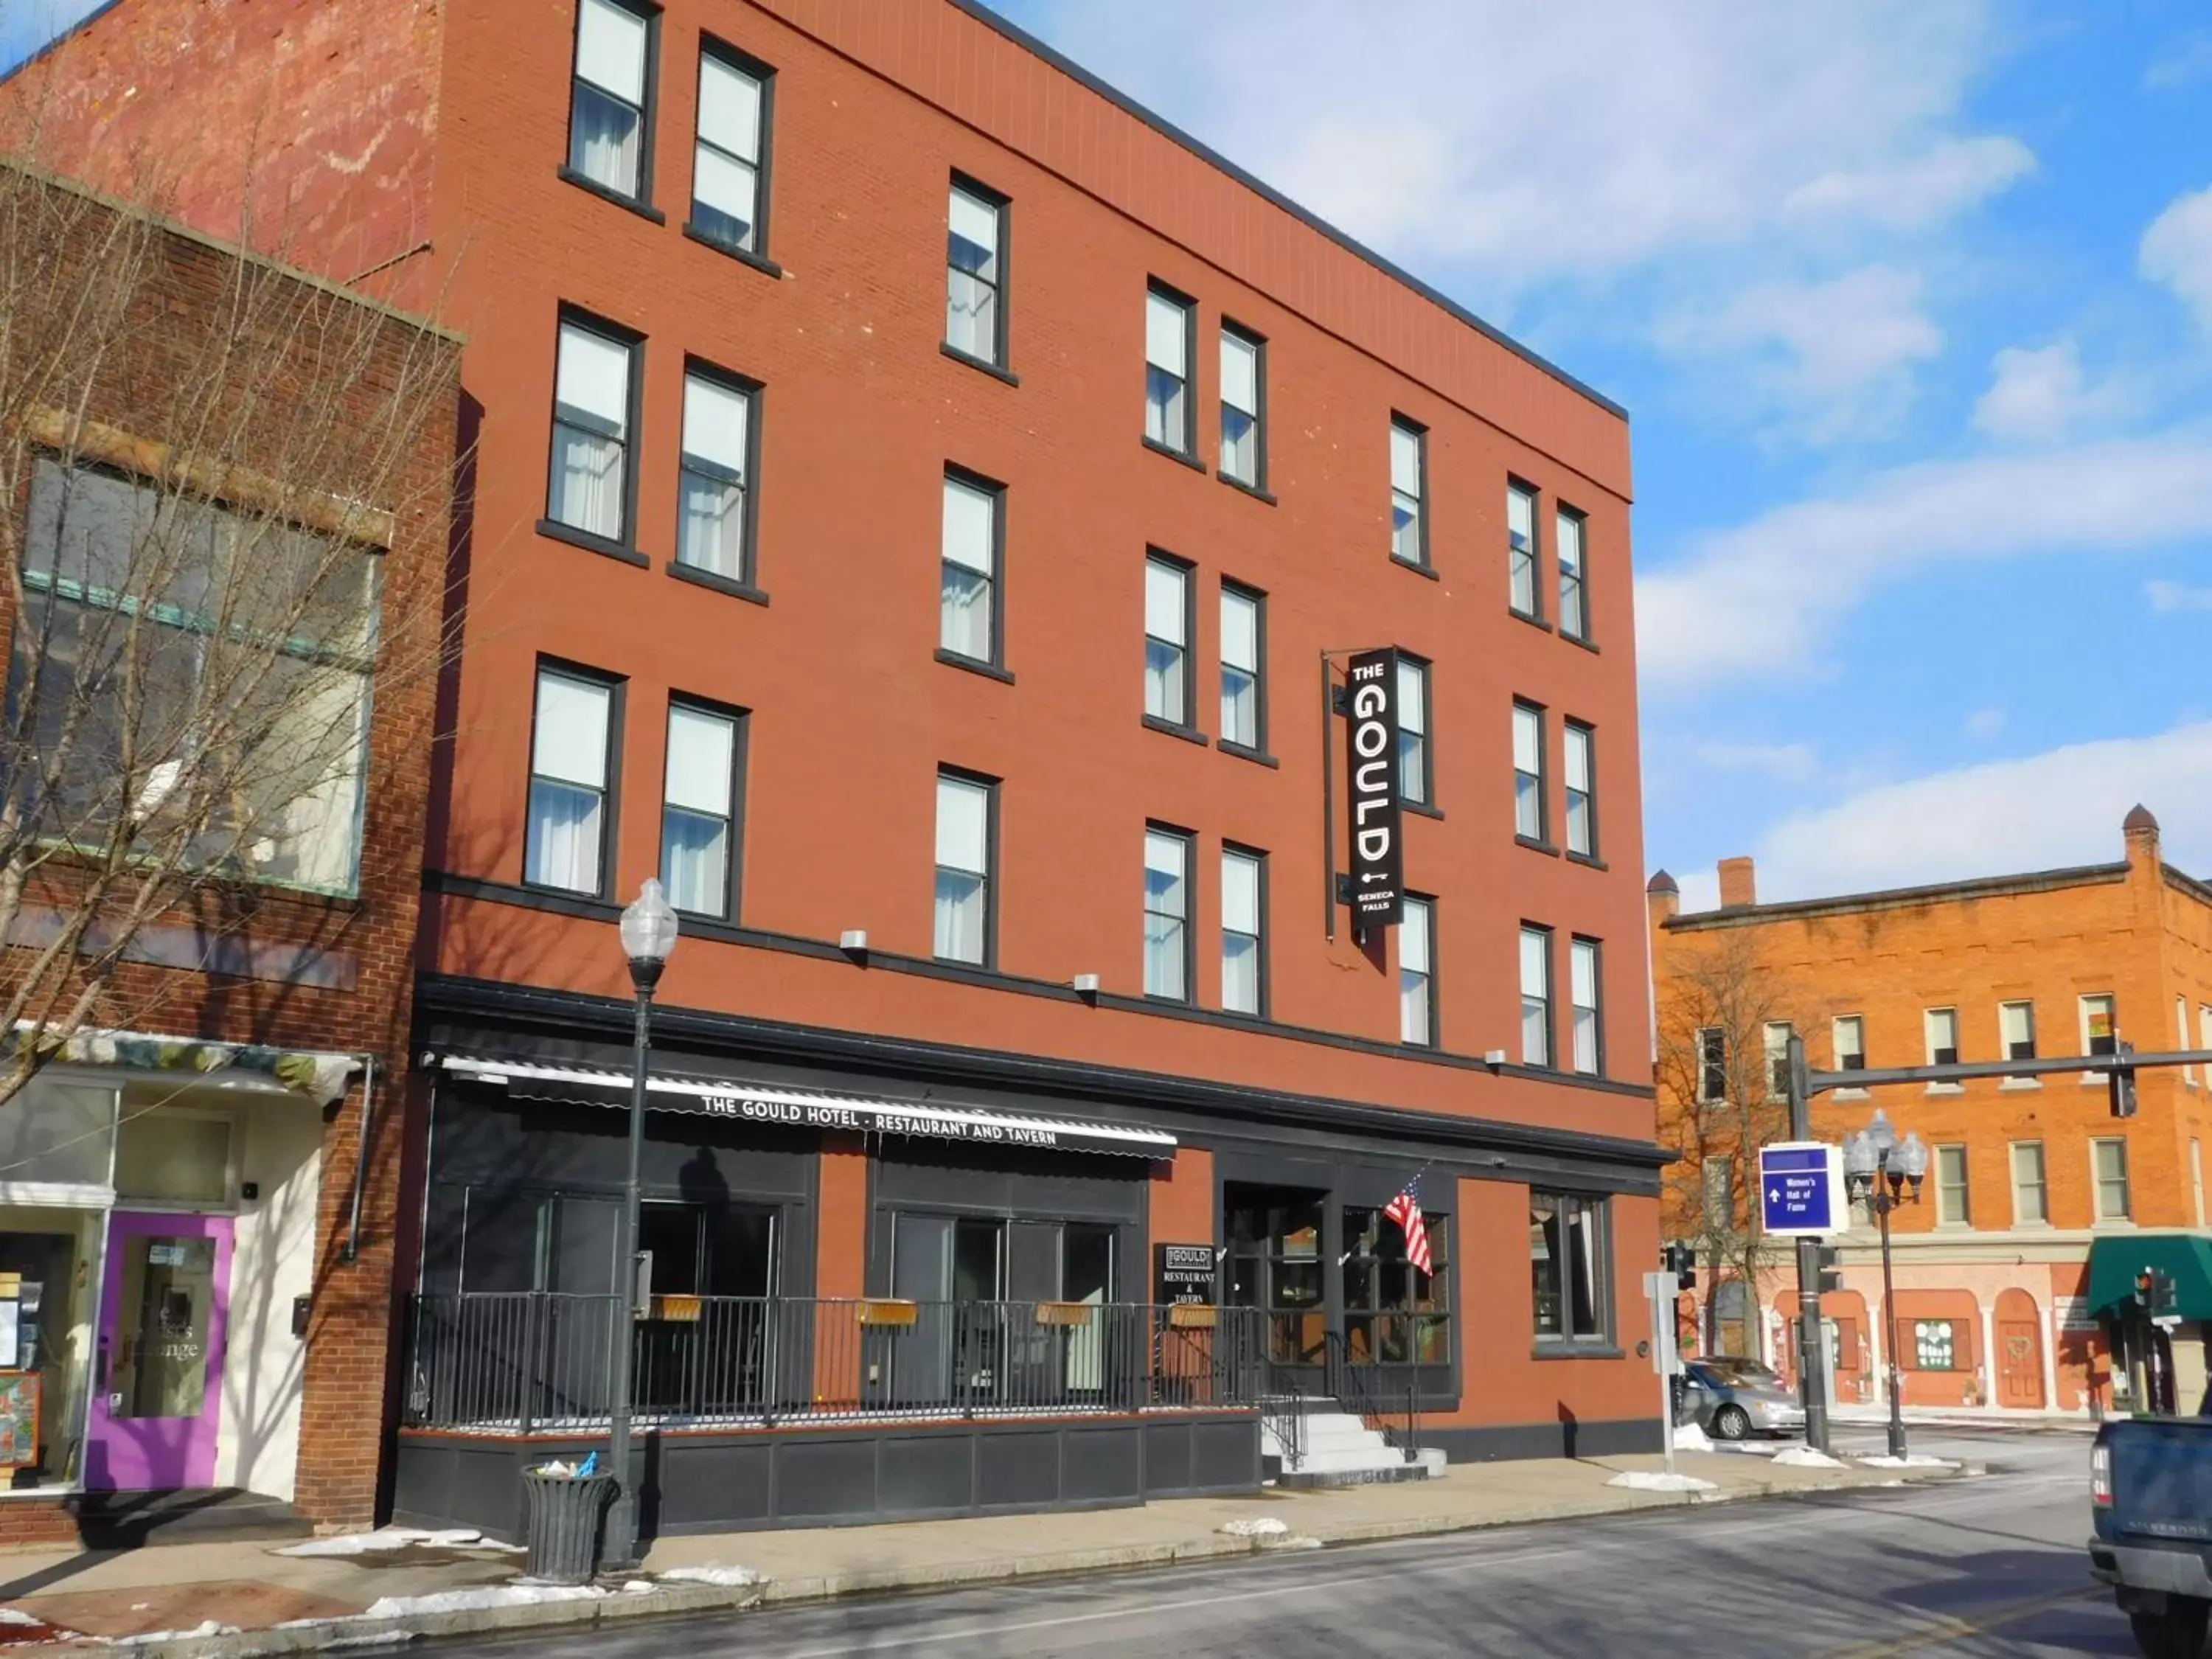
xmin=690 ymin=33 xmax=777 ymax=261
xmin=940 ymin=341 xmax=1020 ymax=386
xmin=1144 ymin=546 xmax=1198 ymax=736
xmin=667 ymin=562 xmax=770 ymax=606
xmin=1217 ymin=739 xmax=1279 ymax=768
xmin=947 ymin=170 xmax=1012 ymax=371
xmin=1529 ymin=1189 xmax=1614 ymax=1349
xmin=661 ymin=692 xmax=749 ymax=923
xmin=1563 ymin=717 xmax=1598 ymax=862
xmin=935 ymin=649 xmax=1016 ymax=686
xmin=1520 ymin=920 xmax=1556 ymax=1071
xmin=1144 ymin=277 xmax=1198 ymax=457
xmin=564 ymin=0 xmax=662 ymax=213
xmin=1402 ymin=890 xmax=1438 ymax=1049
xmin=1570 ymin=934 xmax=1604 ymax=1078
xmin=1217 ymin=472 xmax=1277 ymax=505
xmin=935 ymin=763 xmax=1001 ymax=971
xmin=523 ymin=655 xmax=626 ymax=903
xmin=1507 ymin=476 xmax=1544 ymax=624
xmin=1220 ymin=840 xmax=1270 ymax=1020
xmin=676 ymin=353 xmax=764 ymax=591
xmin=940 ymin=461 xmax=1009 ymax=672
xmin=1220 ymin=576 xmax=1268 ymax=758
xmin=1557 ymin=501 xmax=1592 ymax=644
xmin=1142 ymin=434 xmax=1208 ymax=473
xmin=538 ymin=517 xmax=650 ymax=568
xmin=1218 ymin=319 xmax=1267 ymax=493
xmin=547 ymin=302 xmax=646 ymax=553
xmin=1144 ymin=818 xmax=1197 ymax=1005
xmin=1397 ymin=650 xmax=1435 ymax=810
xmin=1389 ymin=413 xmax=1430 ymax=571
xmin=1512 ymin=697 xmax=1548 ymax=846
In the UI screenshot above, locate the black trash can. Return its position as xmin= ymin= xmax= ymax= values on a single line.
xmin=521 ymin=1469 xmax=617 ymax=1584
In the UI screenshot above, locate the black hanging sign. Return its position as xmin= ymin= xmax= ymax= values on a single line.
xmin=1154 ymin=1243 xmax=1216 ymax=1305
xmin=1345 ymin=647 xmax=1404 ymax=927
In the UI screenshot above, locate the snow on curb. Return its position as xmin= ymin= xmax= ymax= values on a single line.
xmin=360 ymin=1585 xmax=605 ymax=1619
xmin=1854 ymin=1454 xmax=1957 ymax=1470
xmin=275 ymin=1526 xmax=522 ymax=1557
xmin=1217 ymin=1517 xmax=1290 ymax=1537
xmin=655 ymin=1565 xmax=765 ymax=1588
xmin=1607 ymin=1471 xmax=1718 ymax=1494
xmin=100 ymin=1622 xmax=240 ymax=1646
xmin=1672 ymin=1423 xmax=1715 ymax=1453
xmin=1771 ymin=1446 xmax=1846 ymax=1469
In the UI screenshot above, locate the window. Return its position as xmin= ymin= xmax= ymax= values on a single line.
xmin=1924 ymin=1006 xmax=1959 ymax=1067
xmin=1832 ymin=1015 xmax=1865 ymax=1073
xmin=1144 ymin=285 xmax=1193 ymax=453
xmin=1221 ymin=846 xmax=1265 ymax=1016
xmin=1143 ymin=555 xmax=1192 ymax=727
xmin=1935 ymin=1144 xmax=1970 ymax=1225
xmin=2183 ymin=997 xmax=2195 ymax=1085
xmin=1563 ymin=722 xmax=1596 ymax=858
xmin=2000 ymin=1000 xmax=2036 ymax=1068
xmin=1220 ymin=583 xmax=1265 ymax=751
xmin=1570 ymin=939 xmax=1602 ymax=1075
xmin=1389 ymin=418 xmax=1427 ymax=567
xmin=568 ymin=0 xmax=653 ymax=201
xmin=526 ymin=665 xmax=617 ymax=895
xmin=1512 ymin=701 xmax=1545 ymax=842
xmin=677 ymin=366 xmax=754 ymax=582
xmin=2202 ymin=1005 xmax=2212 ymax=1075
xmin=945 ymin=178 xmax=1006 ymax=366
xmin=1342 ymin=1203 xmax=1450 ymax=1364
xmin=1397 ymin=655 xmax=1431 ymax=805
xmin=1530 ymin=1192 xmax=1608 ymax=1341
xmin=2081 ymin=994 xmax=2117 ymax=1064
xmin=933 ymin=771 xmax=994 ymax=965
xmin=2093 ymin=1138 xmax=2132 ymax=1221
xmin=1508 ymin=481 xmax=1540 ymax=617
xmin=1697 ymin=1027 xmax=1727 ymax=1103
xmin=1520 ymin=925 xmax=1553 ymax=1067
xmin=548 ymin=315 xmax=637 ymax=544
xmin=1399 ymin=896 xmax=1435 ymax=1046
xmin=660 ymin=702 xmax=739 ymax=918
xmin=1702 ymin=1161 xmax=1731 ymax=1230
xmin=1143 ymin=827 xmax=1192 ymax=1001
xmin=691 ymin=44 xmax=771 ymax=254
xmin=2011 ymin=1141 xmax=2047 ymax=1225
xmin=939 ymin=470 xmax=1002 ymax=667
xmin=1913 ymin=1320 xmax=1958 ymax=1371
xmin=1220 ymin=326 xmax=1264 ymax=487
xmin=1764 ymin=1022 xmax=1792 ymax=1099
xmin=1557 ymin=507 xmax=1589 ymax=640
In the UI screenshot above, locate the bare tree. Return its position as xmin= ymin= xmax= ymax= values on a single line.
xmin=1655 ymin=927 xmax=1815 ymax=1357
xmin=0 ymin=150 xmax=461 ymax=1111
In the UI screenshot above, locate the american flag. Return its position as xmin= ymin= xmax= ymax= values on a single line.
xmin=1383 ymin=1180 xmax=1433 ymax=1275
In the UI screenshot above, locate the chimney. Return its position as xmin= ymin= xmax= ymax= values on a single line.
xmin=1718 ymin=856 xmax=1757 ymax=909
xmin=1646 ymin=869 xmax=1680 ymax=930
xmin=2123 ymin=804 xmax=2160 ymax=875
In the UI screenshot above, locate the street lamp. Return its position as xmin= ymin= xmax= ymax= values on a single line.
xmin=606 ymin=877 xmax=677 ymax=1570
xmin=1843 ymin=1109 xmax=1927 ymax=1461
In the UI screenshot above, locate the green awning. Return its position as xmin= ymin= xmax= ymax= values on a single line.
xmin=2087 ymin=1233 xmax=2212 ymax=1320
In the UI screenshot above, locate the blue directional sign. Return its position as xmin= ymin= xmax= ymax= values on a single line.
xmin=1759 ymin=1141 xmax=1846 ymax=1239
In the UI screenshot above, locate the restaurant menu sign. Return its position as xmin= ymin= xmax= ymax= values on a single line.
xmin=1345 ymin=647 xmax=1404 ymax=928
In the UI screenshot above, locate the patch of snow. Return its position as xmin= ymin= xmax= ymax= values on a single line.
xmin=100 ymin=1621 xmax=239 ymax=1645
xmin=1672 ymin=1422 xmax=1714 ymax=1453
xmin=1607 ymin=1471 xmax=1718 ymax=1493
xmin=1217 ymin=1517 xmax=1290 ymax=1537
xmin=1772 ymin=1446 xmax=1847 ymax=1469
xmin=361 ymin=1585 xmax=605 ymax=1619
xmin=276 ymin=1526 xmax=519 ymax=1557
xmin=1261 ymin=1534 xmax=1323 ymax=1551
xmin=1854 ymin=1454 xmax=1956 ymax=1469
xmin=655 ymin=1565 xmax=765 ymax=1588
xmin=0 ymin=1610 xmax=41 ymax=1627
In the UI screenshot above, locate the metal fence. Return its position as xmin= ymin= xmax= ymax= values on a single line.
xmin=403 ymin=1294 xmax=1269 ymax=1433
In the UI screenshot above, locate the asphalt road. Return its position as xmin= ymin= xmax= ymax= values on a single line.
xmin=445 ymin=1427 xmax=2121 ymax=1658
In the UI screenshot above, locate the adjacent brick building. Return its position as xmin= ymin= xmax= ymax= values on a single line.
xmin=1652 ymin=807 xmax=2212 ymax=1423
xmin=24 ymin=0 xmax=1659 ymax=1531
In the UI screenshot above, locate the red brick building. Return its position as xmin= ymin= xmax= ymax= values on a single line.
xmin=24 ymin=0 xmax=1659 ymax=1531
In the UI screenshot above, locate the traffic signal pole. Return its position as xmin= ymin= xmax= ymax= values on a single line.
xmin=1785 ymin=1034 xmax=1832 ymax=1455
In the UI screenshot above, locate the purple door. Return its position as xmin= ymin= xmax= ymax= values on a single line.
xmin=86 ymin=1213 xmax=233 ymax=1491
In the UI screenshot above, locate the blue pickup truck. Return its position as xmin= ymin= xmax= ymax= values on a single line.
xmin=2092 ymin=1418 xmax=2212 ymax=1658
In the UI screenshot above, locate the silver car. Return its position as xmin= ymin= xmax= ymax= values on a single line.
xmin=1676 ymin=1357 xmax=1807 ymax=1441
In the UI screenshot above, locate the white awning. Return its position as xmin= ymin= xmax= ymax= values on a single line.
xmin=430 ymin=1055 xmax=1176 ymax=1159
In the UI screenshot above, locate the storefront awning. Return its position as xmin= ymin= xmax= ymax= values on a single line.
xmin=2087 ymin=1232 xmax=2212 ymax=1321
xmin=430 ymin=1055 xmax=1177 ymax=1160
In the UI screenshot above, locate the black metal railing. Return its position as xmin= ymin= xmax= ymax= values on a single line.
xmin=403 ymin=1294 xmax=1268 ymax=1433
xmin=1323 ymin=1330 xmax=1419 ymax=1462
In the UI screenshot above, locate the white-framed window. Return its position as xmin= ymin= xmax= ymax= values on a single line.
xmin=692 ymin=45 xmax=771 ymax=253
xmin=1764 ymin=1022 xmax=1792 ymax=1099
xmin=1512 ymin=701 xmax=1545 ymax=842
xmin=946 ymin=178 xmax=1006 ymax=366
xmin=1563 ymin=722 xmax=1596 ymax=858
xmin=2093 ymin=1137 xmax=2132 ymax=1222
xmin=1397 ymin=655 xmax=1431 ymax=805
xmin=677 ymin=366 xmax=753 ymax=582
xmin=1400 ymin=896 xmax=1435 ymax=1046
xmin=1508 ymin=481 xmax=1539 ymax=616
xmin=940 ymin=471 xmax=1001 ymax=666
xmin=569 ymin=0 xmax=653 ymax=200
xmin=1924 ymin=1006 xmax=1959 ymax=1065
xmin=933 ymin=771 xmax=993 ymax=965
xmin=1220 ymin=325 xmax=1263 ymax=487
xmin=1520 ymin=925 xmax=1553 ymax=1067
xmin=1832 ymin=1015 xmax=1865 ymax=1072
xmin=1557 ymin=506 xmax=1588 ymax=640
xmin=1389 ymin=417 xmax=1426 ymax=567
xmin=2011 ymin=1141 xmax=2047 ymax=1225
xmin=1696 ymin=1027 xmax=1726 ymax=1103
xmin=1935 ymin=1144 xmax=1970 ymax=1225
xmin=1143 ymin=827 xmax=1192 ymax=1001
xmin=2000 ymin=999 xmax=2036 ymax=1064
xmin=660 ymin=702 xmax=737 ymax=918
xmin=1144 ymin=555 xmax=1192 ymax=726
xmin=1570 ymin=938 xmax=1601 ymax=1075
xmin=2182 ymin=996 xmax=2195 ymax=1085
xmin=2201 ymin=1005 xmax=2212 ymax=1083
xmin=526 ymin=666 xmax=616 ymax=895
xmin=1144 ymin=285 xmax=1193 ymax=453
xmin=1221 ymin=846 xmax=1265 ymax=1016
xmin=549 ymin=315 xmax=636 ymax=543
xmin=2081 ymin=993 xmax=2118 ymax=1068
xmin=1220 ymin=583 xmax=1264 ymax=751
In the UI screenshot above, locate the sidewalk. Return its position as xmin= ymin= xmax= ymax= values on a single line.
xmin=0 ymin=1448 xmax=1972 ymax=1656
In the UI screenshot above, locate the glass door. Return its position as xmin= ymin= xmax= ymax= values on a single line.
xmin=86 ymin=1213 xmax=232 ymax=1491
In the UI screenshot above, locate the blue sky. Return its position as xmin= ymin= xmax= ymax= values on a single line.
xmin=12 ymin=2 xmax=2209 ymax=909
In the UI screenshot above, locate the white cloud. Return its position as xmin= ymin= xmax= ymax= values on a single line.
xmin=2146 ymin=32 xmax=2212 ymax=90
xmin=1972 ymin=340 xmax=2082 ymax=442
xmin=2142 ymin=184 xmax=2212 ymax=334
xmin=1672 ymin=869 xmax=1722 ymax=916
xmin=1750 ymin=722 xmax=2212 ymax=900
xmin=1965 ymin=708 xmax=2006 ymax=737
xmin=2149 ymin=578 xmax=2212 ymax=613
xmin=1691 ymin=740 xmax=1821 ymax=785
xmin=1636 ymin=432 xmax=2212 ymax=692
xmin=1780 ymin=136 xmax=2034 ymax=232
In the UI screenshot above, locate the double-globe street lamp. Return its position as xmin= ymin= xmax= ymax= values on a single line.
xmin=606 ymin=878 xmax=678 ymax=1571
xmin=1842 ymin=1109 xmax=1928 ymax=1461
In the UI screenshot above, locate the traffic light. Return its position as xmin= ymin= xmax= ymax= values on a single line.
xmin=1663 ymin=1242 xmax=1697 ymax=1290
xmin=2137 ymin=1269 xmax=2178 ymax=1318
xmin=2109 ymin=1039 xmax=2138 ymax=1119
xmin=1817 ymin=1245 xmax=1843 ymax=1294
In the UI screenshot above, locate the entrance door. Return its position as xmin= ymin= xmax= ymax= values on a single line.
xmin=1998 ymin=1318 xmax=2045 ymax=1409
xmin=87 ymin=1213 xmax=232 ymax=1491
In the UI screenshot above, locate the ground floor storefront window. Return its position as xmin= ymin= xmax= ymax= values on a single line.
xmin=1340 ymin=1205 xmax=1448 ymax=1366
xmin=1531 ymin=1191 xmax=1610 ymax=1345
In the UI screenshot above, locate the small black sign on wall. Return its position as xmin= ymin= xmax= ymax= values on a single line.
xmin=1155 ymin=1243 xmax=1216 ymax=1305
xmin=1345 ymin=647 xmax=1404 ymax=928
